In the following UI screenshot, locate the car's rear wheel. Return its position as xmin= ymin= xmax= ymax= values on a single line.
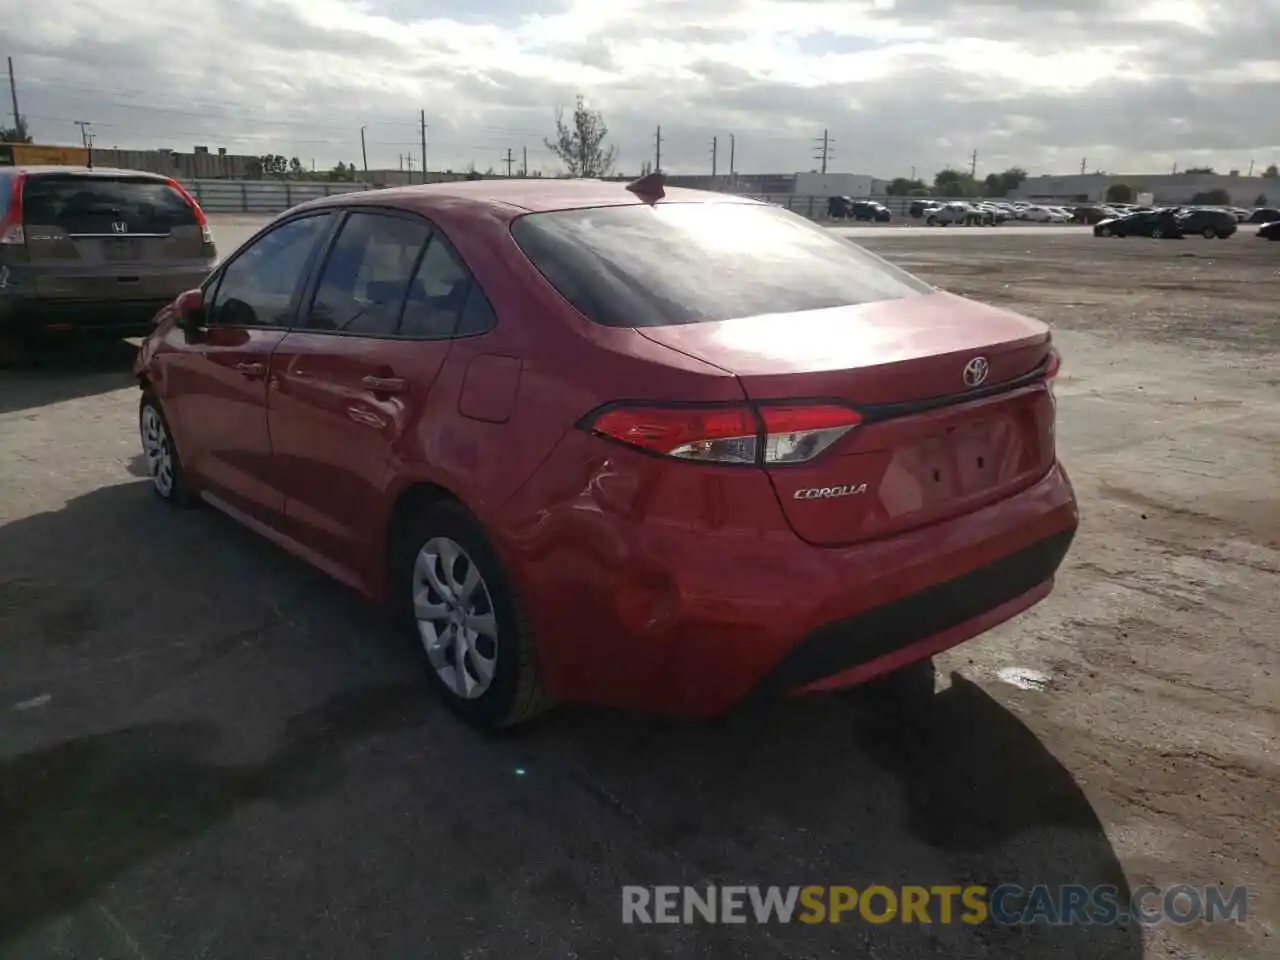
xmin=1202 ymin=226 xmax=1215 ymax=239
xmin=1099 ymin=225 xmax=1112 ymax=237
xmin=139 ymin=393 xmax=196 ymax=507
xmin=395 ymin=501 xmax=553 ymax=729
xmin=1151 ymin=227 xmax=1164 ymax=239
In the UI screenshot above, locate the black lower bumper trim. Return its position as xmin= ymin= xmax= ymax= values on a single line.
xmin=752 ymin=526 xmax=1077 ymax=698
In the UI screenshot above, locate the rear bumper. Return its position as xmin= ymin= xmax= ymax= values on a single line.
xmin=506 ymin=454 xmax=1079 ymax=715
xmin=0 ymin=297 xmax=171 ymax=336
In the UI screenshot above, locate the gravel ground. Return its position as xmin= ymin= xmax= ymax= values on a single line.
xmin=0 ymin=228 xmax=1276 ymax=959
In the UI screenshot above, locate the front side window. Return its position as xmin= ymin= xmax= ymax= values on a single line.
xmin=207 ymin=214 xmax=332 ymax=327
xmin=306 ymin=212 xmax=432 ymax=336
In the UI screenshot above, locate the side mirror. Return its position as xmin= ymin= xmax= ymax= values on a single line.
xmin=174 ymin=288 xmax=205 ymax=331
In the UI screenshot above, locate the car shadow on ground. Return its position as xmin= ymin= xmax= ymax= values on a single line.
xmin=0 ymin=338 xmax=138 ymax=415
xmin=0 ymin=482 xmax=1143 ymax=958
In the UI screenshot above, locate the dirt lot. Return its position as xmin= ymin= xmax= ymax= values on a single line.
xmin=1 ymin=230 xmax=1276 ymax=959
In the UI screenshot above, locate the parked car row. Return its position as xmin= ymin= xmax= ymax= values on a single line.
xmin=1092 ymin=206 xmax=1244 ymax=240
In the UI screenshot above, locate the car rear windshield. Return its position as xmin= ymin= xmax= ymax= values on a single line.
xmin=21 ymin=175 xmax=197 ymax=234
xmin=509 ymin=201 xmax=933 ymax=328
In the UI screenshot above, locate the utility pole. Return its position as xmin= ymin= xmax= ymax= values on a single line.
xmin=729 ymin=133 xmax=735 ymax=178
xmin=710 ymin=136 xmax=717 ymax=177
xmin=969 ymin=149 xmax=977 ymax=177
xmin=654 ymin=125 xmax=662 ymax=173
xmin=1080 ymin=156 xmax=1086 ymax=175
xmin=73 ymin=120 xmax=92 ymax=148
xmin=504 ymin=147 xmax=515 ymax=177
xmin=1247 ymin=159 xmax=1254 ymax=176
xmin=398 ymin=154 xmax=404 ymax=171
xmin=813 ymin=129 xmax=832 ymax=175
xmin=6 ymin=57 xmax=20 ymax=137
xmin=911 ymin=166 xmax=916 ymax=181
xmin=420 ymin=109 xmax=428 ymax=184
xmin=522 ymin=146 xmax=528 ymax=176
xmin=360 ymin=126 xmax=368 ymax=175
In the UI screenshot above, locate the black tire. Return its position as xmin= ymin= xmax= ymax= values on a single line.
xmin=926 ymin=216 xmax=937 ymax=226
xmin=393 ymin=501 xmax=553 ymax=730
xmin=1151 ymin=227 xmax=1164 ymax=239
xmin=1099 ymin=226 xmax=1112 ymax=237
xmin=138 ymin=392 xmax=197 ymax=508
xmin=1217 ymin=231 xmax=1231 ymax=240
xmin=838 ymin=657 xmax=938 ymax=712
xmin=1202 ymin=226 xmax=1215 ymax=239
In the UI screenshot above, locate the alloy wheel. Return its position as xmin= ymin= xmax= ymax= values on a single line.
xmin=140 ymin=404 xmax=175 ymax=497
xmin=412 ymin=536 xmax=499 ymax=700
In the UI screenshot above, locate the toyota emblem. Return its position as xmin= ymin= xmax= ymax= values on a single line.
xmin=963 ymin=356 xmax=990 ymax=388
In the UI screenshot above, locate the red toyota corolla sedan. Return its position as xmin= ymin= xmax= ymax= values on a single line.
xmin=134 ymin=176 xmax=1078 ymax=728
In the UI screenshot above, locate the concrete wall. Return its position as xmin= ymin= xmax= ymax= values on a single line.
xmin=1013 ymin=173 xmax=1277 ymax=205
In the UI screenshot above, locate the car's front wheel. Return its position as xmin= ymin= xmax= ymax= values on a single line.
xmin=395 ymin=501 xmax=553 ymax=729
xmin=1202 ymin=226 xmax=1216 ymax=239
xmin=139 ymin=393 xmax=196 ymax=507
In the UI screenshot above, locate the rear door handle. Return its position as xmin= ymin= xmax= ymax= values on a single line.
xmin=235 ymin=361 xmax=266 ymax=379
xmin=361 ymin=375 xmax=408 ymax=395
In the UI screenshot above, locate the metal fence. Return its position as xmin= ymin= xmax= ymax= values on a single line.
xmin=179 ymin=178 xmax=1002 ymax=221
xmin=181 ymin=179 xmax=372 ymax=214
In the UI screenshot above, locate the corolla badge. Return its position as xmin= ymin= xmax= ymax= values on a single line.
xmin=793 ymin=484 xmax=868 ymax=500
xmin=963 ymin=356 xmax=990 ymax=388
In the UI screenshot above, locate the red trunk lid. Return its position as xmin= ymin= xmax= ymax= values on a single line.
xmin=639 ymin=292 xmax=1057 ymax=546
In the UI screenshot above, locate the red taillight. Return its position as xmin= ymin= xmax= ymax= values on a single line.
xmin=1044 ymin=347 xmax=1061 ymax=381
xmin=584 ymin=402 xmax=862 ymax=465
xmin=0 ymin=173 xmax=26 ymax=246
xmin=165 ymin=177 xmax=213 ymax=244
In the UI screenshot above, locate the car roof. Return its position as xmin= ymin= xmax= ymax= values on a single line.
xmin=305 ymin=178 xmax=765 ymax=220
xmin=3 ymin=165 xmax=172 ymax=180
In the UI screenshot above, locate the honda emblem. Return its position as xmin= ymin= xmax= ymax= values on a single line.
xmin=111 ymin=221 xmax=128 ymax=234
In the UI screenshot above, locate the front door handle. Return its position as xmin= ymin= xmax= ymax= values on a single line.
xmin=234 ymin=361 xmax=266 ymax=380
xmin=361 ymin=375 xmax=408 ymax=395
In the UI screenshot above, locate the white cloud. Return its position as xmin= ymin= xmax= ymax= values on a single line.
xmin=1 ymin=0 xmax=1276 ymax=178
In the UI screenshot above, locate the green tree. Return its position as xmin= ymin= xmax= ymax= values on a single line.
xmin=250 ymin=154 xmax=287 ymax=178
xmin=1263 ymin=164 xmax=1278 ymax=179
xmin=327 ymin=161 xmax=357 ymax=182
xmin=288 ymin=157 xmax=306 ymax=179
xmin=0 ymin=116 xmax=32 ymax=143
xmin=1191 ymin=188 xmax=1230 ymax=205
xmin=982 ymin=166 xmax=1028 ymax=197
xmin=544 ymin=95 xmax=617 ymax=177
xmin=886 ymin=176 xmax=929 ymax=196
xmin=933 ymin=167 xmax=978 ymax=197
xmin=1255 ymin=193 xmax=1269 ymax=206
xmin=1105 ymin=182 xmax=1134 ymax=204
xmin=1183 ymin=166 xmax=1214 ymax=174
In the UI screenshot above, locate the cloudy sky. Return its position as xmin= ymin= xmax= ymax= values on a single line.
xmin=2 ymin=0 xmax=1276 ymax=179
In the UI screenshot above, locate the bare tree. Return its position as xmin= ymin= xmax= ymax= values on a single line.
xmin=544 ymin=96 xmax=616 ymax=178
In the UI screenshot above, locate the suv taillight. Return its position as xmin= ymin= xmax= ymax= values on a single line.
xmin=582 ymin=402 xmax=862 ymax=466
xmin=0 ymin=173 xmax=26 ymax=246
xmin=164 ymin=177 xmax=213 ymax=245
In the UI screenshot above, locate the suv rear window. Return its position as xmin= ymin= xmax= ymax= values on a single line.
xmin=21 ymin=175 xmax=197 ymax=234
xmin=509 ymin=201 xmax=932 ymax=328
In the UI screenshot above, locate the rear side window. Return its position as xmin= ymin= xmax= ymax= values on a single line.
xmin=21 ymin=175 xmax=197 ymax=234
xmin=307 ymin=212 xmax=432 ymax=336
xmin=510 ymin=201 xmax=932 ymax=328
xmin=398 ymin=235 xmax=475 ymax=340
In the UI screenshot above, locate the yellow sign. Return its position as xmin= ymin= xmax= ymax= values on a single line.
xmin=0 ymin=143 xmax=90 ymax=166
